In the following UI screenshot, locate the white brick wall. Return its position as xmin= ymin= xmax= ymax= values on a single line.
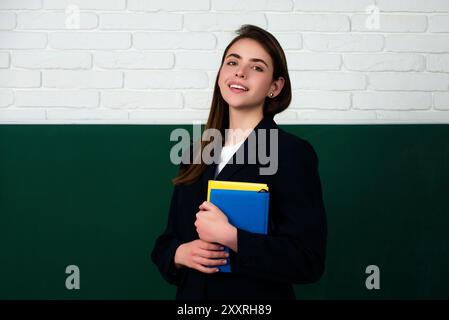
xmin=0 ymin=0 xmax=448 ymax=124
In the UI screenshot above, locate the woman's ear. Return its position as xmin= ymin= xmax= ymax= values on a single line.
xmin=269 ymin=77 xmax=285 ymax=98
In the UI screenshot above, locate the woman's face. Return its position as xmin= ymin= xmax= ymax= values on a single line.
xmin=218 ymin=38 xmax=280 ymax=111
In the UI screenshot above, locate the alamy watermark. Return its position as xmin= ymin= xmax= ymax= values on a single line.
xmin=365 ymin=265 xmax=380 ymax=290
xmin=169 ymin=124 xmax=279 ymax=175
xmin=65 ymin=265 xmax=80 ymax=290
xmin=365 ymin=5 xmax=380 ymax=30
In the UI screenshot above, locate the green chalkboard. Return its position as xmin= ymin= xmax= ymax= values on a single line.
xmin=0 ymin=124 xmax=448 ymax=299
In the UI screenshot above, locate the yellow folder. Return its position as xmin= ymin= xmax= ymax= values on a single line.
xmin=207 ymin=180 xmax=269 ymax=202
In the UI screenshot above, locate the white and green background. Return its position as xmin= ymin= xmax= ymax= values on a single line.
xmin=1 ymin=0 xmax=448 ymax=299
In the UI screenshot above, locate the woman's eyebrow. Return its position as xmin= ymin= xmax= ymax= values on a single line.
xmin=225 ymin=53 xmax=268 ymax=68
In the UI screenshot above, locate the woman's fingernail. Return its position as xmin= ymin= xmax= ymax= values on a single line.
xmin=225 ymin=253 xmax=229 ymax=257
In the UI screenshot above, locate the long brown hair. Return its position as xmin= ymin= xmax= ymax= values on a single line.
xmin=172 ymin=24 xmax=292 ymax=186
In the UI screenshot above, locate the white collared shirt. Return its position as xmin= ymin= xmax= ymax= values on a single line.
xmin=214 ymin=139 xmax=245 ymax=178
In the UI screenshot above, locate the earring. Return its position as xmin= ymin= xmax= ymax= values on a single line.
xmin=269 ymin=92 xmax=274 ymax=98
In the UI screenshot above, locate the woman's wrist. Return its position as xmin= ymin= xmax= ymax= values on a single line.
xmin=221 ymin=224 xmax=238 ymax=252
xmin=174 ymin=243 xmax=185 ymax=269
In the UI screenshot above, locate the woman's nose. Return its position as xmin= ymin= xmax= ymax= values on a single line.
xmin=234 ymin=63 xmax=247 ymax=78
xmin=235 ymin=70 xmax=246 ymax=78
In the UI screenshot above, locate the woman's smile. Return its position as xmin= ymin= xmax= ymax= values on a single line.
xmin=229 ymin=86 xmax=248 ymax=94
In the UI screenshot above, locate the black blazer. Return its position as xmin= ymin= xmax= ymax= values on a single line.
xmin=151 ymin=116 xmax=327 ymax=300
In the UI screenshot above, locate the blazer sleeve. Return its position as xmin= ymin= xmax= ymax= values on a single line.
xmin=151 ymin=141 xmax=195 ymax=285
xmin=235 ymin=140 xmax=327 ymax=284
xmin=151 ymin=175 xmax=185 ymax=286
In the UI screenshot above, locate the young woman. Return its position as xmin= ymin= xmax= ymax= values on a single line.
xmin=151 ymin=25 xmax=327 ymax=300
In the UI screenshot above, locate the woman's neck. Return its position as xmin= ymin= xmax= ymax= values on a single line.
xmin=225 ymin=106 xmax=264 ymax=146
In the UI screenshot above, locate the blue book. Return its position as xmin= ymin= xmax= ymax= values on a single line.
xmin=207 ymin=180 xmax=270 ymax=272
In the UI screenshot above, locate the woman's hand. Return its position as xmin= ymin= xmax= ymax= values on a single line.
xmin=174 ymin=239 xmax=229 ymax=273
xmin=195 ymin=201 xmax=238 ymax=252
